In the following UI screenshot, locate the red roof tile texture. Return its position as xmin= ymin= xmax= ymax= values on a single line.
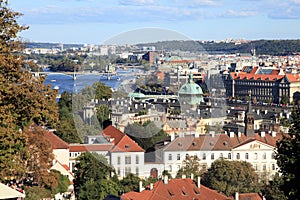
xmin=69 ymin=144 xmax=113 ymax=152
xmin=121 ymin=178 xmax=231 ymax=200
xmin=101 ymin=125 xmax=145 ymax=152
xmin=44 ymin=131 xmax=69 ymax=149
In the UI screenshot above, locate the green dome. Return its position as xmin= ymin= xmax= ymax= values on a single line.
xmin=179 ymin=74 xmax=203 ymax=95
xmin=178 ymin=74 xmax=204 ymax=105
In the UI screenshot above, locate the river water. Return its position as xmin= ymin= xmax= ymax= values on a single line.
xmin=44 ymin=69 xmax=139 ymax=94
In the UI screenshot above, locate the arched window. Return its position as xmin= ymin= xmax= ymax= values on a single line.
xmin=245 ymin=153 xmax=249 ymax=159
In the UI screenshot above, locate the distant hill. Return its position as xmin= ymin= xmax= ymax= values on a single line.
xmin=137 ymin=39 xmax=300 ymax=56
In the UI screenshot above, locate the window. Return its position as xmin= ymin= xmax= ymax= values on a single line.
xmin=236 ymin=153 xmax=240 ymax=160
xmin=136 ymin=155 xmax=139 ymax=164
xmin=125 ymin=156 xmax=131 ymax=164
xmin=202 ymin=153 xmax=206 ymax=160
xmin=263 ymin=164 xmax=267 ymax=171
xmin=178 ymin=165 xmax=181 ymax=170
xmin=271 ymin=153 xmax=275 ymax=159
xmin=117 ymin=167 xmax=121 ymax=176
xmin=168 ymin=154 xmax=172 ymax=161
xmin=253 ymin=164 xmax=258 ymax=170
xmin=263 ymin=153 xmax=266 ymax=160
xmin=254 ymin=153 xmax=258 ymax=160
xmin=211 ymin=153 xmax=215 ymax=160
xmin=136 ymin=167 xmax=139 ymax=176
xmin=117 ymin=156 xmax=121 ymax=165
xmin=220 ymin=153 xmax=223 ymax=158
xmin=177 ymin=154 xmax=181 ymax=160
xmin=125 ymin=167 xmax=131 ymax=176
xmin=169 ymin=165 xmax=172 ymax=172
xmin=228 ymin=153 xmax=232 ymax=159
xmin=245 ymin=153 xmax=249 ymax=159
xmin=272 ymin=164 xmax=276 ymax=170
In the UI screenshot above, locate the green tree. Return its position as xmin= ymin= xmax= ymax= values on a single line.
xmin=262 ymin=173 xmax=287 ymax=200
xmin=94 ymin=82 xmax=112 ymax=100
xmin=96 ymin=104 xmax=111 ymax=129
xmin=280 ymin=95 xmax=290 ymax=105
xmin=73 ymin=152 xmax=120 ymax=200
xmin=202 ymin=158 xmax=260 ymax=196
xmin=276 ymin=107 xmax=300 ymax=199
xmin=120 ymin=173 xmax=141 ymax=193
xmin=55 ymin=91 xmax=80 ymax=143
xmin=176 ymin=155 xmax=202 ymax=179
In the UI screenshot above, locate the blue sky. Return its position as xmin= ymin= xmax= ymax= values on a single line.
xmin=8 ymin=0 xmax=300 ymax=44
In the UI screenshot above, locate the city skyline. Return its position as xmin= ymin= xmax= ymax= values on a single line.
xmin=8 ymin=0 xmax=300 ymax=44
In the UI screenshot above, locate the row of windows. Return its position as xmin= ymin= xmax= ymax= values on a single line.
xmin=117 ymin=167 xmax=139 ymax=176
xmin=117 ymin=155 xmax=140 ymax=165
xmin=253 ymin=163 xmax=277 ymax=171
xmin=168 ymin=152 xmax=276 ymax=161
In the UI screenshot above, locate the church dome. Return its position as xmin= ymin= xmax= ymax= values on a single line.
xmin=178 ymin=74 xmax=204 ymax=106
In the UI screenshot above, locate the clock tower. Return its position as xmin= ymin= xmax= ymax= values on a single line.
xmin=245 ymin=92 xmax=255 ymax=137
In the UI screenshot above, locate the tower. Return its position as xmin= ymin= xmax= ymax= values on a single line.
xmin=245 ymin=91 xmax=255 ymax=137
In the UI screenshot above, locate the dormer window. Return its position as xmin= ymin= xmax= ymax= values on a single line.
xmin=125 ymin=144 xmax=130 ymax=149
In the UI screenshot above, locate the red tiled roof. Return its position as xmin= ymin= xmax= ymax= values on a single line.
xmin=111 ymin=135 xmax=144 ymax=152
xmin=101 ymin=125 xmax=124 ymax=144
xmin=121 ymin=178 xmax=230 ymax=200
xmin=101 ymin=126 xmax=145 ymax=153
xmin=164 ymin=133 xmax=283 ymax=152
xmin=69 ymin=144 xmax=113 ymax=152
xmin=285 ymin=73 xmax=300 ymax=82
xmin=230 ymin=72 xmax=284 ymax=81
xmin=44 ymin=131 xmax=69 ymax=149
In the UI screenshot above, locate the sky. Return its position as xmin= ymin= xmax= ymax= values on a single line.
xmin=8 ymin=0 xmax=300 ymax=44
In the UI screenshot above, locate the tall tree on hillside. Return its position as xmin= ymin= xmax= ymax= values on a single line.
xmin=276 ymin=107 xmax=300 ymax=199
xmin=0 ymin=0 xmax=59 ymax=187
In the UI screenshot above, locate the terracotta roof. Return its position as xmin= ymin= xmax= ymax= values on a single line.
xmin=230 ymin=72 xmax=284 ymax=82
xmin=101 ymin=125 xmax=145 ymax=153
xmin=121 ymin=178 xmax=230 ymax=200
xmin=44 ymin=131 xmax=69 ymax=149
xmin=102 ymin=125 xmax=125 ymax=144
xmin=69 ymin=144 xmax=113 ymax=152
xmin=164 ymin=133 xmax=283 ymax=152
xmin=285 ymin=73 xmax=300 ymax=82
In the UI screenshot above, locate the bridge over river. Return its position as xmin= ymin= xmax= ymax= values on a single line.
xmin=32 ymin=70 xmax=147 ymax=80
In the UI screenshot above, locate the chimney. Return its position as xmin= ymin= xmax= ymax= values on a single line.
xmin=164 ymin=175 xmax=168 ymax=184
xmin=256 ymin=109 xmax=260 ymax=115
xmin=271 ymin=131 xmax=277 ymax=137
xmin=210 ymin=131 xmax=215 ymax=138
xmin=229 ymin=131 xmax=235 ymax=138
xmin=235 ymin=192 xmax=239 ymax=200
xmin=170 ymin=133 xmax=175 ymax=141
xmin=191 ymin=173 xmax=194 ymax=180
xmin=182 ymin=174 xmax=186 ymax=179
xmin=195 ymin=132 xmax=199 ymax=138
xmin=150 ymin=183 xmax=154 ymax=190
xmin=261 ymin=131 xmax=265 ymax=137
xmin=139 ymin=180 xmax=144 ymax=192
xmin=264 ymin=110 xmax=268 ymax=114
xmin=237 ymin=132 xmax=241 ymax=137
xmin=197 ymin=176 xmax=201 ymax=188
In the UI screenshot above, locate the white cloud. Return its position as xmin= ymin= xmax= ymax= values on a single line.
xmin=118 ymin=0 xmax=155 ymax=6
xmin=221 ymin=9 xmax=256 ymax=17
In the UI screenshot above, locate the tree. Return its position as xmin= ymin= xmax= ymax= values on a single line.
xmin=120 ymin=173 xmax=141 ymax=193
xmin=276 ymin=107 xmax=300 ymax=199
xmin=96 ymin=104 xmax=111 ymax=129
xmin=280 ymin=95 xmax=290 ymax=105
xmin=73 ymin=152 xmax=120 ymax=200
xmin=0 ymin=1 xmax=58 ymax=183
xmin=262 ymin=173 xmax=287 ymax=200
xmin=202 ymin=158 xmax=260 ymax=196
xmin=176 ymin=155 xmax=202 ymax=179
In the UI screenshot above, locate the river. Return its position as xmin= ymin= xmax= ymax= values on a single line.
xmin=44 ymin=69 xmax=140 ymax=94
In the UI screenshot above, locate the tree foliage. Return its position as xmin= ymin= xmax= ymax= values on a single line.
xmin=120 ymin=173 xmax=141 ymax=193
xmin=276 ymin=107 xmax=300 ymax=199
xmin=0 ymin=1 xmax=59 ymax=186
xmin=262 ymin=173 xmax=287 ymax=200
xmin=73 ymin=152 xmax=120 ymax=200
xmin=202 ymin=158 xmax=260 ymax=196
xmin=176 ymin=155 xmax=202 ymax=179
